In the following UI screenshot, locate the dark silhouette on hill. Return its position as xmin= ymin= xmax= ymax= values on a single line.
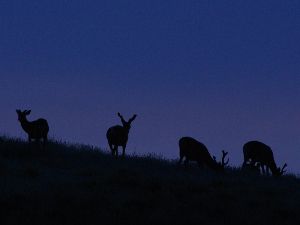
xmin=243 ymin=140 xmax=287 ymax=176
xmin=0 ymin=136 xmax=299 ymax=225
xmin=16 ymin=109 xmax=49 ymax=145
xmin=178 ymin=137 xmax=229 ymax=171
xmin=106 ymin=112 xmax=137 ymax=157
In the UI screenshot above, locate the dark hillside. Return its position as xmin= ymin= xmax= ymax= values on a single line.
xmin=0 ymin=136 xmax=300 ymax=225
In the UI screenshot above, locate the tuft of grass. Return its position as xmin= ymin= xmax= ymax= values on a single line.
xmin=0 ymin=136 xmax=300 ymax=225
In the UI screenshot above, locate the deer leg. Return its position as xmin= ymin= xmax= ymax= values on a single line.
xmin=122 ymin=145 xmax=126 ymax=157
xmin=43 ymin=135 xmax=48 ymax=147
xmin=243 ymin=155 xmax=250 ymax=167
xmin=178 ymin=156 xmax=184 ymax=165
xmin=184 ymin=158 xmax=189 ymax=167
xmin=242 ymin=161 xmax=250 ymax=169
xmin=108 ymin=142 xmax=114 ymax=155
xmin=266 ymin=166 xmax=270 ymax=175
xmin=242 ymin=161 xmax=247 ymax=168
xmin=114 ymin=145 xmax=118 ymax=157
xmin=242 ymin=161 xmax=248 ymax=169
xmin=261 ymin=165 xmax=266 ymax=174
xmin=197 ymin=161 xmax=203 ymax=169
xmin=249 ymin=159 xmax=255 ymax=166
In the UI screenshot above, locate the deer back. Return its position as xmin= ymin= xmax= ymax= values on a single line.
xmin=179 ymin=137 xmax=211 ymax=162
xmin=28 ymin=119 xmax=49 ymax=138
xmin=106 ymin=125 xmax=128 ymax=146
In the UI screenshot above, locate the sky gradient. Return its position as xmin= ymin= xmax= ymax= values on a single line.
xmin=1 ymin=1 xmax=300 ymax=172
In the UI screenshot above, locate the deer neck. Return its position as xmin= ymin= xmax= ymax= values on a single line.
xmin=268 ymin=161 xmax=278 ymax=174
xmin=122 ymin=126 xmax=130 ymax=134
xmin=206 ymin=156 xmax=220 ymax=170
xmin=20 ymin=117 xmax=31 ymax=132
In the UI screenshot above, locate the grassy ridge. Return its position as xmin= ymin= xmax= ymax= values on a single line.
xmin=0 ymin=136 xmax=300 ymax=225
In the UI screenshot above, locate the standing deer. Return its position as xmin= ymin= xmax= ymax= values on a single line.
xmin=178 ymin=137 xmax=229 ymax=171
xmin=106 ymin=112 xmax=137 ymax=157
xmin=16 ymin=109 xmax=49 ymax=145
xmin=242 ymin=141 xmax=287 ymax=176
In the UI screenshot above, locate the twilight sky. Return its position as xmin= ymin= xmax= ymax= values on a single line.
xmin=1 ymin=0 xmax=300 ymax=172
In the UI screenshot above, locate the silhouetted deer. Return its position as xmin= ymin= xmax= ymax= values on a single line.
xmin=178 ymin=137 xmax=229 ymax=171
xmin=106 ymin=112 xmax=137 ymax=157
xmin=243 ymin=141 xmax=287 ymax=176
xmin=16 ymin=109 xmax=49 ymax=145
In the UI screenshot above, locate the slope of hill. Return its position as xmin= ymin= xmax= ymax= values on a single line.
xmin=0 ymin=136 xmax=300 ymax=225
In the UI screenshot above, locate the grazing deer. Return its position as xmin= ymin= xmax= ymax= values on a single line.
xmin=106 ymin=112 xmax=137 ymax=157
xmin=178 ymin=137 xmax=229 ymax=171
xmin=16 ymin=109 xmax=49 ymax=145
xmin=243 ymin=141 xmax=287 ymax=176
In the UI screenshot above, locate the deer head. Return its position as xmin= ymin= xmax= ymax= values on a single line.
xmin=274 ymin=163 xmax=287 ymax=176
xmin=118 ymin=112 xmax=137 ymax=131
xmin=16 ymin=109 xmax=31 ymax=122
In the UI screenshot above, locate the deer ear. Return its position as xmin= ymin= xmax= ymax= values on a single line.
xmin=131 ymin=114 xmax=137 ymax=121
xmin=16 ymin=109 xmax=21 ymax=114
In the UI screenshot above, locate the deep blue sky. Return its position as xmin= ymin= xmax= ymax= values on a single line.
xmin=1 ymin=0 xmax=300 ymax=172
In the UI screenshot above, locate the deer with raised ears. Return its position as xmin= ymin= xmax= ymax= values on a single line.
xmin=178 ymin=137 xmax=229 ymax=172
xmin=16 ymin=109 xmax=49 ymax=145
xmin=106 ymin=112 xmax=137 ymax=157
xmin=243 ymin=141 xmax=287 ymax=176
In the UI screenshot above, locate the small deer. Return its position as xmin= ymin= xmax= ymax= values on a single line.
xmin=178 ymin=137 xmax=229 ymax=171
xmin=16 ymin=109 xmax=49 ymax=145
xmin=106 ymin=112 xmax=137 ymax=157
xmin=243 ymin=141 xmax=287 ymax=176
